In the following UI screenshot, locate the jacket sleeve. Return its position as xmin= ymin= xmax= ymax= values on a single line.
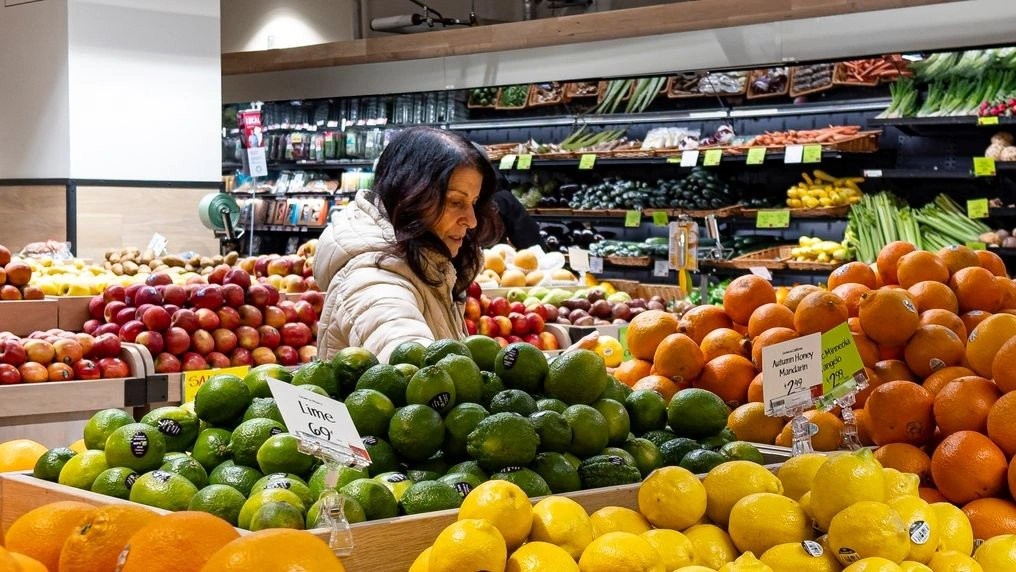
xmin=494 ymin=191 xmax=548 ymax=250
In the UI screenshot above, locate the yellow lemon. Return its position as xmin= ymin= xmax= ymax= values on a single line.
xmin=703 ymin=460 xmax=783 ymax=527
xmin=828 ymin=501 xmax=910 ymax=566
xmin=776 ymin=452 xmax=827 ymax=501
xmin=899 ymin=562 xmax=933 ymax=572
xmin=68 ymin=440 xmax=87 ymax=454
xmin=684 ymin=524 xmax=738 ymax=570
xmin=429 ymin=518 xmax=507 ymax=572
xmin=727 ymin=493 xmax=813 ymax=557
xmin=589 ymin=506 xmax=650 ymax=537
xmin=641 ymin=529 xmax=695 ymax=570
xmin=637 ymin=466 xmax=706 ymax=531
xmin=811 ymin=448 xmax=886 ymax=531
xmin=930 ymin=502 xmax=974 ymax=556
xmin=718 ymin=552 xmax=773 ymax=571
xmin=578 ymin=531 xmax=665 ymax=572
xmin=409 ymin=547 xmax=431 ymax=572
xmin=890 ymin=496 xmax=939 ymax=563
xmin=926 ymin=550 xmax=983 ymax=572
xmin=529 ymin=496 xmax=594 ymax=560
xmin=799 ymin=491 xmax=814 ymax=521
xmin=594 ymin=337 xmax=624 ymax=367
xmin=973 ymin=534 xmax=1016 ymax=572
xmin=507 ymin=541 xmax=579 ymax=572
xmin=674 ymin=567 xmax=717 ymax=572
xmin=843 ymin=557 xmax=902 ymax=571
xmin=884 ymin=468 xmax=920 ymax=502
xmin=458 ymin=480 xmax=532 ymax=550
xmin=0 ymin=439 xmax=47 ymax=472
xmin=759 ymin=541 xmax=841 ymax=572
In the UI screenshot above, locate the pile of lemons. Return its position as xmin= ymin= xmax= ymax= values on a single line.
xmin=785 ymin=171 xmax=863 ymax=209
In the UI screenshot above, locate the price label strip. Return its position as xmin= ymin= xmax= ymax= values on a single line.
xmin=973 ymin=157 xmax=996 ymax=177
xmin=756 ymin=209 xmax=790 ymax=229
xmin=783 ymin=144 xmax=804 ymax=164
xmin=578 ymin=154 xmax=597 ymax=170
xmin=967 ymin=198 xmax=989 ymax=219
xmin=652 ymin=211 xmax=669 ymax=227
xmin=802 ymin=144 xmax=822 ymax=164
xmin=624 ymin=210 xmax=642 ymax=228
xmin=183 ymin=365 xmax=250 ymax=403
xmin=702 ymin=149 xmax=723 ymax=167
xmin=516 ymin=154 xmax=533 ymax=170
xmin=978 ymin=116 xmax=1000 ymax=125
xmin=680 ymin=150 xmax=700 ymax=168
xmin=746 ymin=147 xmax=766 ymax=165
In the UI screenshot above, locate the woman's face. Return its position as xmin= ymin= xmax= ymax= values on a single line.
xmin=430 ymin=166 xmax=481 ymax=257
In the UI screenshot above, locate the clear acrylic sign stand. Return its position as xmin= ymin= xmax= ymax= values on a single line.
xmin=816 ymin=375 xmax=869 ymax=451
xmin=787 ymin=403 xmax=819 ymax=456
xmin=295 ymin=431 xmax=371 ymax=556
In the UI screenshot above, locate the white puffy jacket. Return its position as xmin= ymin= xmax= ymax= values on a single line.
xmin=313 ymin=189 xmax=467 ymax=363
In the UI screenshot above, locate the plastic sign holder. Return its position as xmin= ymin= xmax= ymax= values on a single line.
xmin=816 ymin=378 xmax=867 ymax=451
xmin=817 ymin=321 xmax=870 ymax=450
xmin=297 ymin=436 xmax=364 ymax=556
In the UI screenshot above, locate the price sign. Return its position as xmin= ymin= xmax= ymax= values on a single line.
xmin=617 ymin=325 xmax=632 ymax=362
xmin=568 ymin=248 xmax=590 ymax=272
xmin=761 ymin=333 xmax=823 ymax=417
xmin=652 ymin=211 xmax=669 ymax=227
xmin=749 ymin=266 xmax=773 ymax=281
xmin=624 ymin=210 xmax=642 ymax=228
xmin=965 ymin=241 xmax=987 ymax=251
xmin=746 ymin=147 xmax=766 ymax=165
xmin=666 ymin=156 xmax=683 ymax=164
xmin=268 ymin=379 xmax=372 ymax=465
xmin=578 ymin=154 xmax=597 ymax=170
xmin=820 ymin=322 xmax=867 ymax=394
xmin=756 ymin=209 xmax=791 ymax=229
xmin=783 ymin=144 xmax=804 ymax=164
xmin=978 ymin=116 xmax=1000 ymax=125
xmin=973 ymin=157 xmax=996 ymax=177
xmin=653 ymin=259 xmax=671 ymax=277
xmin=246 ymin=147 xmax=269 ymax=177
xmin=863 ymin=169 xmax=883 ymax=178
xmin=183 ymin=365 xmax=250 ymax=403
xmin=703 ymin=149 xmax=723 ymax=166
xmin=499 ymin=154 xmax=517 ymax=169
xmin=967 ymin=198 xmax=989 ymax=219
xmin=680 ymin=150 xmax=700 ymax=168
xmin=589 ymin=256 xmax=604 ymax=273
xmin=802 ymin=144 xmax=823 ymax=164
xmin=516 ymin=154 xmax=533 ymax=170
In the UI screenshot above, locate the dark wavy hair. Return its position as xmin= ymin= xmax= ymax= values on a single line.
xmin=373 ymin=126 xmax=502 ymax=297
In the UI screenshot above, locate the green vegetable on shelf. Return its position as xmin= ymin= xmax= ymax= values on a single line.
xmin=498 ymin=85 xmax=530 ymax=108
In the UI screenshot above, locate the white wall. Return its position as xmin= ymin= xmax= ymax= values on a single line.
xmin=221 ymin=0 xmax=356 ymax=51
xmin=66 ymin=0 xmax=222 ymax=182
xmin=0 ymin=0 xmax=71 ymax=179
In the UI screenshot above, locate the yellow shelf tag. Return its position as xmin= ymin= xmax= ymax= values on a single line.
xmin=516 ymin=154 xmax=533 ymax=170
xmin=746 ymin=147 xmax=766 ymax=165
xmin=703 ymin=149 xmax=723 ymax=166
xmin=802 ymin=144 xmax=822 ymax=164
xmin=183 ymin=365 xmax=251 ymax=403
xmin=756 ymin=209 xmax=790 ymax=229
xmin=967 ymin=198 xmax=989 ymax=219
xmin=498 ymin=154 xmax=516 ymax=169
xmin=965 ymin=241 xmax=987 ymax=251
xmin=821 ymin=322 xmax=867 ymax=394
xmin=652 ymin=211 xmax=669 ymax=227
xmin=978 ymin=116 xmax=1000 ymax=125
xmin=624 ymin=210 xmax=641 ymax=228
xmin=973 ymin=157 xmax=996 ymax=177
xmin=578 ymin=154 xmax=597 ymax=170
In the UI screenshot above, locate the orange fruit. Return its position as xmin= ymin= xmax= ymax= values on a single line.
xmin=874 ymin=443 xmax=932 ymax=486
xmin=854 ymin=367 xmax=884 ymax=408
xmin=863 ymin=380 xmax=934 ymax=446
xmin=0 ymin=548 xmax=18 ymax=570
xmin=119 ymin=511 xmax=240 ymax=572
xmin=831 ymin=283 xmax=870 ymax=318
xmin=829 ymin=261 xmax=878 ymax=289
xmin=987 ymin=392 xmax=1016 ymax=457
xmin=678 ymin=305 xmax=732 ymax=345
xmin=782 ymin=284 xmax=822 ymax=312
xmin=939 ymin=244 xmax=980 ymax=276
xmin=966 ymin=313 xmax=1016 ymax=377
xmin=858 ymin=289 xmax=920 ymax=347
xmin=4 ymin=501 xmax=96 ymax=571
xmin=977 ymin=249 xmax=1008 ymax=277
xmin=699 ymin=328 xmax=750 ymax=362
xmin=931 ymin=430 xmax=1008 ymax=505
xmin=962 ymin=497 xmax=1016 ymax=540
xmin=59 ymin=505 xmax=160 ymax=572
xmin=631 ymin=375 xmax=685 ymax=404
xmin=794 ymin=291 xmax=849 ymax=335
xmin=897 ymin=250 xmax=950 ymax=288
xmin=693 ymin=355 xmax=756 ymax=407
xmin=933 ymin=377 xmax=1001 ymax=436
xmin=199 ymin=529 xmax=346 ymax=572
xmin=960 ymin=310 xmax=992 ymax=336
xmin=855 ymin=407 xmax=875 ymax=446
xmin=652 ymin=333 xmax=704 ymax=382
xmin=0 ymin=439 xmax=48 ymax=472
xmin=922 ymin=366 xmax=978 ymax=396
xmin=10 ymin=552 xmax=47 ymax=572
xmin=746 ymin=303 xmax=795 ymax=340
xmin=747 ymin=373 xmax=763 ymax=403
xmin=919 ymin=309 xmax=968 ymax=342
xmin=992 ymin=337 xmax=1016 ymax=393
xmin=751 ymin=327 xmax=798 ymax=370
xmin=903 ymin=324 xmax=965 ymax=379
xmin=731 ymin=321 xmax=748 ymax=337
xmin=919 ymin=487 xmax=948 ymax=503
xmin=613 ymin=359 xmax=653 ymax=388
xmin=878 ymin=344 xmax=905 ymax=361
xmin=951 ymin=266 xmax=1003 ymax=313
xmin=872 ymin=359 xmax=918 ymax=383
xmin=997 ymin=276 xmax=1016 ymax=309
xmin=852 ymin=330 xmax=880 ymax=368
xmin=627 ymin=310 xmax=681 ymax=361
xmin=877 ymin=241 xmax=918 ymax=285
xmin=727 ymin=402 xmax=785 ymax=445
xmin=1010 ymin=456 xmax=1016 ymax=500
xmin=908 ymin=281 xmax=960 ymax=314
xmin=775 ymin=410 xmax=844 ymax=451
xmin=722 ymin=275 xmax=776 ymax=325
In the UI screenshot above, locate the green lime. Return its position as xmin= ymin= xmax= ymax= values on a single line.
xmin=250 ymin=475 xmax=314 ymax=508
xmin=230 ymin=418 xmax=286 ymax=468
xmin=466 ymin=412 xmax=539 ymax=472
xmin=445 ymin=460 xmax=489 ymax=481
xmin=389 ymin=341 xmax=426 ymax=367
xmin=345 ymin=389 xmax=396 ymax=438
xmin=529 ymin=410 xmax=572 ymax=453
xmin=719 ymin=441 xmax=765 ymax=464
xmin=238 ymin=488 xmax=306 ymax=530
xmin=191 ymin=428 xmax=233 ymax=471
xmin=306 ymin=495 xmax=366 ymax=529
xmin=680 ymin=448 xmax=727 ymax=474
xmin=331 ymin=347 xmax=380 ymax=399
xmin=491 ymin=466 xmax=551 ymax=497
xmin=659 ymin=437 xmax=701 ymax=467
xmin=438 ymin=472 xmax=485 ymax=499
xmin=360 ymin=436 xmax=400 ymax=477
xmin=563 ymin=452 xmax=582 ymax=470
xmin=307 ymin=463 xmax=369 ymax=500
xmin=443 ymin=403 xmax=489 ymax=459
xmin=90 ymin=467 xmax=139 ymax=499
xmin=463 ymin=335 xmax=500 ymax=372
xmin=405 ymin=365 xmax=456 ymax=414
xmin=667 ymin=388 xmax=730 ymax=439
xmin=394 ymin=363 xmax=419 ymax=380
xmin=104 ymin=423 xmax=166 ymax=473
xmin=399 ymin=480 xmax=463 ymax=515
xmin=544 ymin=350 xmax=608 ymax=405
xmin=600 ymin=447 xmax=638 ymax=467
xmin=536 ymin=398 xmax=567 ymax=414
xmin=195 ymin=374 xmax=252 ymax=426
xmin=436 ymin=354 xmax=484 ymax=404
xmin=140 ymin=406 xmax=199 ymax=452
xmin=407 ymin=469 xmax=440 ymax=482
xmin=578 ymin=455 xmax=642 ymax=489
xmin=189 ymin=484 xmax=246 ymax=526
xmin=489 ymin=389 xmax=538 ymax=416
xmin=340 ymin=478 xmax=398 ymax=520
xmin=599 ymin=377 xmax=632 ymax=402
xmin=160 ymin=454 xmax=208 ymax=489
xmin=494 ymin=343 xmax=548 ymax=394
xmin=388 ymin=405 xmax=444 ymax=463
xmin=699 ymin=432 xmax=734 ymax=451
xmin=83 ymin=409 xmax=134 ymax=450
xmin=292 ymin=360 xmax=338 ymax=397
xmin=411 ymin=455 xmax=450 ymax=479
xmin=373 ymin=471 xmax=414 ymax=502
xmin=562 ymin=404 xmax=609 ymax=458
xmin=620 ymin=437 xmax=663 ymax=478
xmin=355 ymin=364 xmax=410 ymax=406
xmin=625 ymin=390 xmax=668 ymax=435
xmin=33 ymin=447 xmax=76 ymax=482
xmin=244 ymin=364 xmax=293 ymax=398
xmin=256 ymin=433 xmax=315 ymax=477
xmin=241 ymin=397 xmax=286 ymax=426
xmin=479 ymin=371 xmax=505 ymax=408
xmin=129 ymin=470 xmax=199 ymax=511
xmin=528 ymin=452 xmax=581 ymax=494
xmin=301 ymin=385 xmax=330 ymax=397
xmin=591 ymin=398 xmax=631 ymax=446
xmin=208 ymin=461 xmax=264 ymax=496
xmin=641 ymin=429 xmax=678 ymax=449
xmin=423 ymin=339 xmax=471 ymax=366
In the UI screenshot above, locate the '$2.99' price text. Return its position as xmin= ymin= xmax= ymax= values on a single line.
xmin=784 ymin=378 xmax=804 ymax=396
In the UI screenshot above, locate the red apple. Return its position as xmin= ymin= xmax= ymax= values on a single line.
xmin=217 ymin=307 xmax=242 ymax=331
xmin=163 ymin=304 xmax=180 ymax=316
xmin=115 ymin=307 xmax=139 ymax=326
xmin=163 ymin=284 xmax=187 ymax=306
xmin=0 ymin=363 xmax=21 ymax=385
xmin=46 ymin=362 xmax=73 ymax=381
xmin=281 ymin=275 xmax=307 ymax=294
xmin=506 ymin=335 xmax=523 ymax=344
xmin=509 ymin=301 xmax=526 ymax=314
xmin=237 ymin=305 xmax=263 ymax=328
xmin=489 ymin=297 xmax=510 ymax=317
xmin=274 ymin=345 xmax=298 ymax=366
xmin=212 ymin=328 xmax=239 ymax=354
xmin=277 ymin=301 xmax=298 ymax=323
xmin=281 ymin=322 xmax=312 ymax=348
xmin=134 ymin=286 xmax=163 ymax=307
xmin=145 ymin=272 xmax=173 ymax=287
xmin=136 ymin=330 xmax=165 ymax=356
xmin=264 ymin=306 xmax=286 ymax=329
xmin=19 ymin=362 xmax=48 ymax=383
xmin=293 ymin=301 xmax=316 ymax=325
xmin=289 ymin=255 xmax=305 ymax=276
xmin=97 ymin=357 xmax=130 ymax=378
xmin=543 ymin=304 xmax=559 ymax=322
xmin=103 ymin=285 xmax=126 ymax=304
xmin=135 ymin=304 xmax=156 ymax=320
xmin=299 ymin=290 xmax=324 ymax=314
xmin=195 ymin=308 xmax=220 ymax=331
xmin=465 ymin=319 xmax=477 ymax=336
xmin=91 ymin=332 xmax=122 ymax=358
xmin=171 ymin=308 xmax=200 ymax=333
xmin=190 ymin=329 xmax=215 ymax=355
xmin=263 ymin=284 xmax=281 ymax=306
xmin=523 ymin=333 xmax=544 ymax=350
xmin=223 ymin=268 xmax=252 ymax=290
xmin=89 ymin=296 xmax=107 ymax=320
xmin=162 ymin=326 xmax=191 ymax=355
xmin=0 ymin=339 xmax=26 ymax=366
xmin=480 ymin=294 xmax=492 ymax=315
xmin=236 ymin=325 xmax=260 ymax=351
xmin=119 ymin=320 xmax=146 ymax=343
xmin=526 ymin=313 xmax=545 ymax=334
xmin=190 ymin=285 xmax=224 ymax=310
xmin=509 ymin=312 xmax=530 ymax=336
xmin=207 ymin=264 xmax=231 ymax=285
xmin=477 ymin=316 xmax=498 ymax=338
xmin=83 ymin=319 xmax=101 ymax=335
xmin=467 ymin=281 xmax=482 ymax=300
xmin=185 ymin=275 xmax=207 ymax=286
xmin=205 ymin=351 xmax=230 ymax=369
xmin=73 ymin=359 xmax=101 ymax=380
xmin=142 ymin=306 xmax=171 ymax=332
xmin=254 ymin=256 xmax=271 ymax=278
xmin=298 ymin=345 xmax=317 ymax=363
xmin=305 ymin=276 xmax=319 ymax=290
xmin=256 ymin=325 xmax=280 ymax=349
xmin=493 ymin=316 xmax=512 ymax=337
xmin=527 ymin=304 xmax=548 ymax=321
xmin=267 ymin=257 xmax=292 ymax=277
xmin=153 ymin=353 xmax=181 ymax=374
xmin=23 ymin=339 xmax=55 ymax=364
xmin=221 ymin=283 xmax=245 ymax=308
xmin=251 ymin=346 xmax=276 ymax=365
xmin=246 ymin=284 xmax=271 ymax=308
xmin=124 ymin=283 xmax=144 ymax=306
xmin=464 ymin=297 xmax=481 ymax=321
xmin=180 ymin=352 xmax=209 ymax=371
xmin=104 ymin=301 xmax=127 ymax=324
xmin=53 ymin=338 xmax=84 ymax=364
xmin=230 ymin=347 xmax=253 ymax=367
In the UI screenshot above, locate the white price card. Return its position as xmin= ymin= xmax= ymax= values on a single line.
xmin=653 ymin=259 xmax=671 ymax=277
xmin=246 ymin=146 xmax=269 ymax=177
xmin=146 ymin=233 xmax=168 ymax=257
xmin=761 ymin=332 xmax=823 ymax=417
xmin=589 ymin=256 xmax=604 ymax=273
xmin=783 ymin=144 xmax=804 ymax=164
xmin=267 ymin=379 xmax=371 ymax=466
xmin=680 ymin=150 xmax=700 ymax=168
xmin=749 ymin=266 xmax=773 ymax=281
xmin=568 ymin=248 xmax=590 ymax=272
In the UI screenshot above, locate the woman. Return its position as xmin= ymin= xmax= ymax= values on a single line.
xmin=314 ymin=126 xmax=502 ymax=362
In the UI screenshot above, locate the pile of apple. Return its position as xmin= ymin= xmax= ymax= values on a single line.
xmin=237 ymin=253 xmax=319 ymax=294
xmin=0 ymin=244 xmax=44 ymax=301
xmin=0 ymin=328 xmax=129 ymax=385
xmin=84 ymin=266 xmax=322 ymax=374
xmin=463 ymin=283 xmax=560 ymax=351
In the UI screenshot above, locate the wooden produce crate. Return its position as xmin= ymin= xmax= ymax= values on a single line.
xmin=0 ymin=299 xmax=59 ymax=336
xmin=49 ymin=295 xmax=94 ymax=331
xmin=705 ymin=246 xmax=792 ymax=271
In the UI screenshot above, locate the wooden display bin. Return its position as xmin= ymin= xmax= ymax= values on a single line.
xmin=0 ymin=300 xmax=59 ymax=336
xmin=50 ymin=295 xmax=94 ymax=332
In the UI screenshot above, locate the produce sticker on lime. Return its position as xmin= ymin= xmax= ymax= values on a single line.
xmin=184 ymin=365 xmax=250 ymax=402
